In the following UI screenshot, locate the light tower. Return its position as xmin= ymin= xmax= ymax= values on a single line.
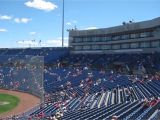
xmin=62 ymin=0 xmax=64 ymax=47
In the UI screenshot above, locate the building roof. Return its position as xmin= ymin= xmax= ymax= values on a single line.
xmin=69 ymin=17 xmax=160 ymax=36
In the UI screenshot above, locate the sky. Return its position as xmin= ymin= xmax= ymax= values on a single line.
xmin=0 ymin=0 xmax=160 ymax=48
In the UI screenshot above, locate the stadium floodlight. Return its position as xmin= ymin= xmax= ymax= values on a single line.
xmin=122 ymin=21 xmax=126 ymax=25
xmin=62 ymin=0 xmax=64 ymax=47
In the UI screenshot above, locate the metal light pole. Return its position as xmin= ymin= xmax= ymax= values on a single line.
xmin=62 ymin=0 xmax=64 ymax=47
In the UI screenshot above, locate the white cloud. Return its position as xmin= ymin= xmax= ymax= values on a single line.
xmin=0 ymin=28 xmax=8 ymax=32
xmin=17 ymin=40 xmax=38 ymax=46
xmin=0 ymin=15 xmax=32 ymax=24
xmin=21 ymin=18 xmax=31 ymax=23
xmin=0 ymin=15 xmax=12 ymax=20
xmin=30 ymin=32 xmax=36 ymax=35
xmin=25 ymin=0 xmax=58 ymax=12
xmin=66 ymin=22 xmax=72 ymax=26
xmin=47 ymin=37 xmax=68 ymax=47
xmin=14 ymin=18 xmax=20 ymax=23
xmin=85 ymin=27 xmax=97 ymax=30
xmin=14 ymin=18 xmax=31 ymax=23
xmin=57 ymin=37 xmax=68 ymax=40
xmin=66 ymin=20 xmax=77 ymax=26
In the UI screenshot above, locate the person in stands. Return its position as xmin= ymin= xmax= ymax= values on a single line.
xmin=141 ymin=98 xmax=150 ymax=112
xmin=150 ymin=96 xmax=158 ymax=107
xmin=111 ymin=115 xmax=118 ymax=120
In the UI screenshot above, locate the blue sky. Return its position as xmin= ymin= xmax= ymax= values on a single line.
xmin=0 ymin=0 xmax=160 ymax=48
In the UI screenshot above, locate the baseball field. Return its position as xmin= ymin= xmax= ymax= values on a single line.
xmin=0 ymin=89 xmax=40 ymax=118
xmin=0 ymin=93 xmax=20 ymax=114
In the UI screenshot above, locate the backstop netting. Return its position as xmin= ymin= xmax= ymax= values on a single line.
xmin=0 ymin=55 xmax=44 ymax=101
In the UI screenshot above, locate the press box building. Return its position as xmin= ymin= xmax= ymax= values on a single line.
xmin=69 ymin=17 xmax=160 ymax=54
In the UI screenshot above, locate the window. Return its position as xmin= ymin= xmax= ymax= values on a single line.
xmin=130 ymin=34 xmax=136 ymax=39
xmin=96 ymin=37 xmax=102 ymax=42
xmin=112 ymin=44 xmax=120 ymax=49
xmin=101 ymin=45 xmax=111 ymax=50
xmin=146 ymin=31 xmax=153 ymax=37
xmin=97 ymin=37 xmax=104 ymax=42
xmin=140 ymin=32 xmax=149 ymax=38
xmin=121 ymin=43 xmax=129 ymax=49
xmin=92 ymin=37 xmax=101 ymax=42
xmin=92 ymin=45 xmax=100 ymax=50
xmin=92 ymin=37 xmax=96 ymax=42
xmin=156 ymin=27 xmax=160 ymax=32
xmin=83 ymin=37 xmax=91 ymax=42
xmin=151 ymin=41 xmax=160 ymax=48
xmin=140 ymin=42 xmax=150 ymax=48
xmin=140 ymin=31 xmax=153 ymax=38
xmin=112 ymin=36 xmax=120 ymax=40
xmin=103 ymin=36 xmax=111 ymax=41
xmin=121 ymin=34 xmax=129 ymax=40
xmin=74 ymin=37 xmax=82 ymax=43
xmin=74 ymin=46 xmax=82 ymax=50
xmin=130 ymin=42 xmax=139 ymax=48
xmin=101 ymin=37 xmax=106 ymax=42
xmin=83 ymin=46 xmax=90 ymax=50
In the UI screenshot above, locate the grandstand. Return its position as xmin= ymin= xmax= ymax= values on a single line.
xmin=0 ymin=17 xmax=160 ymax=120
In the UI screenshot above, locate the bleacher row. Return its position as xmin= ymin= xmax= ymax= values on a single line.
xmin=44 ymin=68 xmax=132 ymax=93
xmin=0 ymin=47 xmax=69 ymax=63
xmin=27 ymin=79 xmax=160 ymax=119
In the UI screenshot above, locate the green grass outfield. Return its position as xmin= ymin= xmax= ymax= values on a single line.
xmin=0 ymin=93 xmax=20 ymax=114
